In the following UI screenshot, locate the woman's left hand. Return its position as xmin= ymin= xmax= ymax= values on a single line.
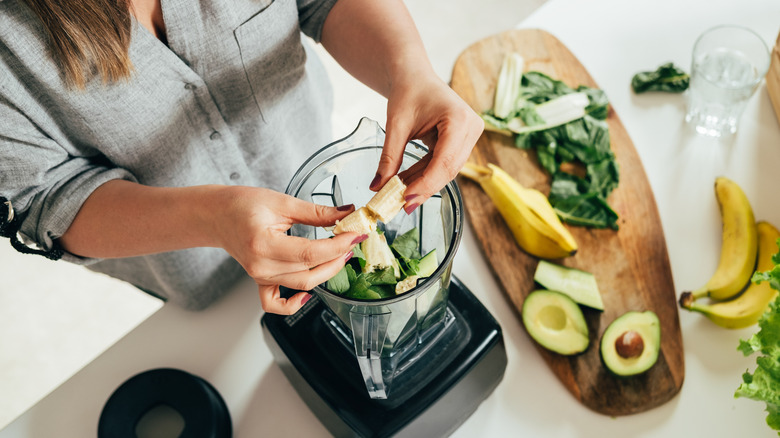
xmin=372 ymin=71 xmax=484 ymax=214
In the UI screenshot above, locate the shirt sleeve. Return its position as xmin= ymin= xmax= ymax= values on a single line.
xmin=296 ymin=0 xmax=340 ymax=42
xmin=0 ymin=93 xmax=136 ymax=264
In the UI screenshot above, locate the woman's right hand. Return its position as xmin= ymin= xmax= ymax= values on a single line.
xmin=213 ymin=186 xmax=365 ymax=315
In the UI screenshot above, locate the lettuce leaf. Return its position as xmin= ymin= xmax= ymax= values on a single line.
xmin=736 ymin=249 xmax=780 ymax=434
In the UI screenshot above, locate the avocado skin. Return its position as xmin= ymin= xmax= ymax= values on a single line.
xmin=599 ymin=311 xmax=661 ymax=377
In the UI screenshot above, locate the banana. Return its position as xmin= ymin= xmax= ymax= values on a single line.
xmin=333 ymin=207 xmax=378 ymax=235
xmin=333 ymin=175 xmax=407 ymax=235
xmin=687 ymin=177 xmax=758 ymax=301
xmin=679 ymin=221 xmax=780 ymax=329
xmin=459 ymin=161 xmax=577 ymax=259
xmin=366 ymin=175 xmax=406 ymax=222
xmin=361 ymin=231 xmax=401 ymax=278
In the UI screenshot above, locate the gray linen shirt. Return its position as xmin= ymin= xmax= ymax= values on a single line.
xmin=0 ymin=0 xmax=338 ymax=309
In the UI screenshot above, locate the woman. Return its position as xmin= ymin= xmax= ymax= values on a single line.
xmin=0 ymin=0 xmax=483 ymax=314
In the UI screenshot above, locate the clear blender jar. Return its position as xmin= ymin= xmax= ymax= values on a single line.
xmin=285 ymin=118 xmax=464 ymax=399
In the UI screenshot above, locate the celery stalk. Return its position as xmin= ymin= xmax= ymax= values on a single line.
xmin=492 ymin=53 xmax=525 ymax=119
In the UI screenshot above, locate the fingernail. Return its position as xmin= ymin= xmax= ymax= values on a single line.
xmin=404 ymin=203 xmax=420 ymax=215
xmin=344 ymin=250 xmax=354 ymax=262
xmin=337 ymin=204 xmax=355 ymax=211
xmin=301 ymin=293 xmax=313 ymax=305
xmin=369 ymin=173 xmax=382 ymax=190
xmin=404 ymin=194 xmax=418 ymax=203
xmin=351 ymin=234 xmax=369 ymax=245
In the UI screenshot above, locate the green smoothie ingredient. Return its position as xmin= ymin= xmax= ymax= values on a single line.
xmin=631 ymin=62 xmax=690 ymax=94
xmin=326 ymin=227 xmax=438 ymax=299
xmin=534 ymin=260 xmax=604 ymax=310
xmin=481 ymin=52 xmax=619 ymax=230
xmin=521 ymin=289 xmax=590 ymax=355
xmin=599 ymin=311 xmax=661 ymax=377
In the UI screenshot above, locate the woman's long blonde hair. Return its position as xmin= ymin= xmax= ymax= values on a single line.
xmin=21 ymin=0 xmax=133 ymax=89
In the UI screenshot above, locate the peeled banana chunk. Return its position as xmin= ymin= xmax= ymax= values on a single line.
xmin=333 ymin=175 xmax=407 ymax=235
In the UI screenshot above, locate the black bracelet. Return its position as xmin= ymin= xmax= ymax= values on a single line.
xmin=1 ymin=197 xmax=64 ymax=261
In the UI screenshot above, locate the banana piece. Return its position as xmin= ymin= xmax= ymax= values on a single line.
xmin=459 ymin=161 xmax=577 ymax=259
xmin=366 ymin=175 xmax=406 ymax=223
xmin=333 ymin=207 xmax=377 ymax=235
xmin=333 ymin=175 xmax=407 ymax=235
xmin=687 ymin=177 xmax=758 ymax=301
xmin=396 ymin=275 xmax=420 ymax=294
xmin=680 ymin=221 xmax=780 ymax=329
xmin=361 ymin=231 xmax=401 ymax=278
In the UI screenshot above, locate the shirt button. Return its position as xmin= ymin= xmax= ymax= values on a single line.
xmin=184 ymin=83 xmax=195 ymax=90
xmin=209 ymin=131 xmax=221 ymax=141
xmin=229 ymin=172 xmax=240 ymax=181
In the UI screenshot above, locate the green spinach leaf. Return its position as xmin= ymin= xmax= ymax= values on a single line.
xmin=631 ymin=62 xmax=690 ymax=94
xmin=391 ymin=228 xmax=421 ymax=260
xmin=488 ymin=69 xmax=620 ymax=229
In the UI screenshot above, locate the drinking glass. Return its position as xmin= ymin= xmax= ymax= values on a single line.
xmin=685 ymin=25 xmax=770 ymax=137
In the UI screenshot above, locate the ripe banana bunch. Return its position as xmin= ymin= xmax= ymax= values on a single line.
xmin=680 ymin=221 xmax=780 ymax=329
xmin=333 ymin=175 xmax=406 ymax=235
xmin=459 ymin=161 xmax=577 ymax=259
xmin=685 ymin=177 xmax=758 ymax=301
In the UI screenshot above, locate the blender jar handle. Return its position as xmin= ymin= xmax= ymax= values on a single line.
xmin=349 ymin=309 xmax=391 ymax=399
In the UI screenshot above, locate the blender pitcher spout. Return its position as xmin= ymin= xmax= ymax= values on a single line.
xmin=349 ymin=310 xmax=391 ymax=399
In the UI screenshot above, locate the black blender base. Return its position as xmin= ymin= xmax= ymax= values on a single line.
xmin=261 ymin=277 xmax=507 ymax=438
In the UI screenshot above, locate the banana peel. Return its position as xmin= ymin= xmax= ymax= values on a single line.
xmin=460 ymin=162 xmax=577 ymax=259
xmin=680 ymin=221 xmax=780 ymax=329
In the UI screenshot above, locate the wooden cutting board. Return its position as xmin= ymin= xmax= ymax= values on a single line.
xmin=450 ymin=29 xmax=684 ymax=416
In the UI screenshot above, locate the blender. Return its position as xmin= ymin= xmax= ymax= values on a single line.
xmin=261 ymin=118 xmax=507 ymax=437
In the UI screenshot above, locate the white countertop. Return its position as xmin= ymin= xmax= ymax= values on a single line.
xmin=4 ymin=0 xmax=780 ymax=436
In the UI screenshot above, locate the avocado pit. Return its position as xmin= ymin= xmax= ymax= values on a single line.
xmin=615 ymin=330 xmax=644 ymax=358
xmin=600 ymin=310 xmax=661 ymax=376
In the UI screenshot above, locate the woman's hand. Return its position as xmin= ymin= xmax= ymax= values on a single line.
xmin=375 ymin=73 xmax=484 ymax=213
xmin=320 ymin=0 xmax=483 ymax=212
xmin=214 ymin=186 xmax=365 ymax=315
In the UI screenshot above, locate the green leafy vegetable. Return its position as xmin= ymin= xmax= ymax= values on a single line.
xmin=326 ymin=264 xmax=352 ymax=294
xmin=364 ymin=267 xmax=397 ymax=285
xmin=631 ymin=62 xmax=690 ymax=94
xmin=391 ymin=228 xmax=421 ymax=260
xmin=325 ymin=228 xmax=435 ymax=300
xmin=735 ymin=248 xmax=780 ymax=434
xmin=482 ymin=60 xmax=620 ymax=229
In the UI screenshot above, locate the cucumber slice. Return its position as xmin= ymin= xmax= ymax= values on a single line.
xmin=417 ymin=249 xmax=438 ymax=278
xmin=534 ymin=260 xmax=604 ymax=311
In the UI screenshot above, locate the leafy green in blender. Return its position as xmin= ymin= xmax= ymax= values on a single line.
xmin=326 ymin=227 xmax=438 ymax=300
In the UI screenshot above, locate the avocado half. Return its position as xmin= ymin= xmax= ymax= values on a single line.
xmin=521 ymin=289 xmax=589 ymax=355
xmin=599 ymin=311 xmax=661 ymax=377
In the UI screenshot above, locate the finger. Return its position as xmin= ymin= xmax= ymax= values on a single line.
xmin=267 ymin=250 xmax=352 ymax=292
xmin=374 ymin=116 xmax=412 ymax=191
xmin=247 ymin=241 xmax=356 ymax=282
xmin=265 ymin=231 xmax=365 ymax=265
xmin=257 ymin=284 xmax=312 ymax=315
xmin=404 ymin=125 xmax=474 ymax=205
xmin=398 ymin=153 xmax=431 ymax=186
xmin=281 ymin=195 xmax=356 ymax=227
